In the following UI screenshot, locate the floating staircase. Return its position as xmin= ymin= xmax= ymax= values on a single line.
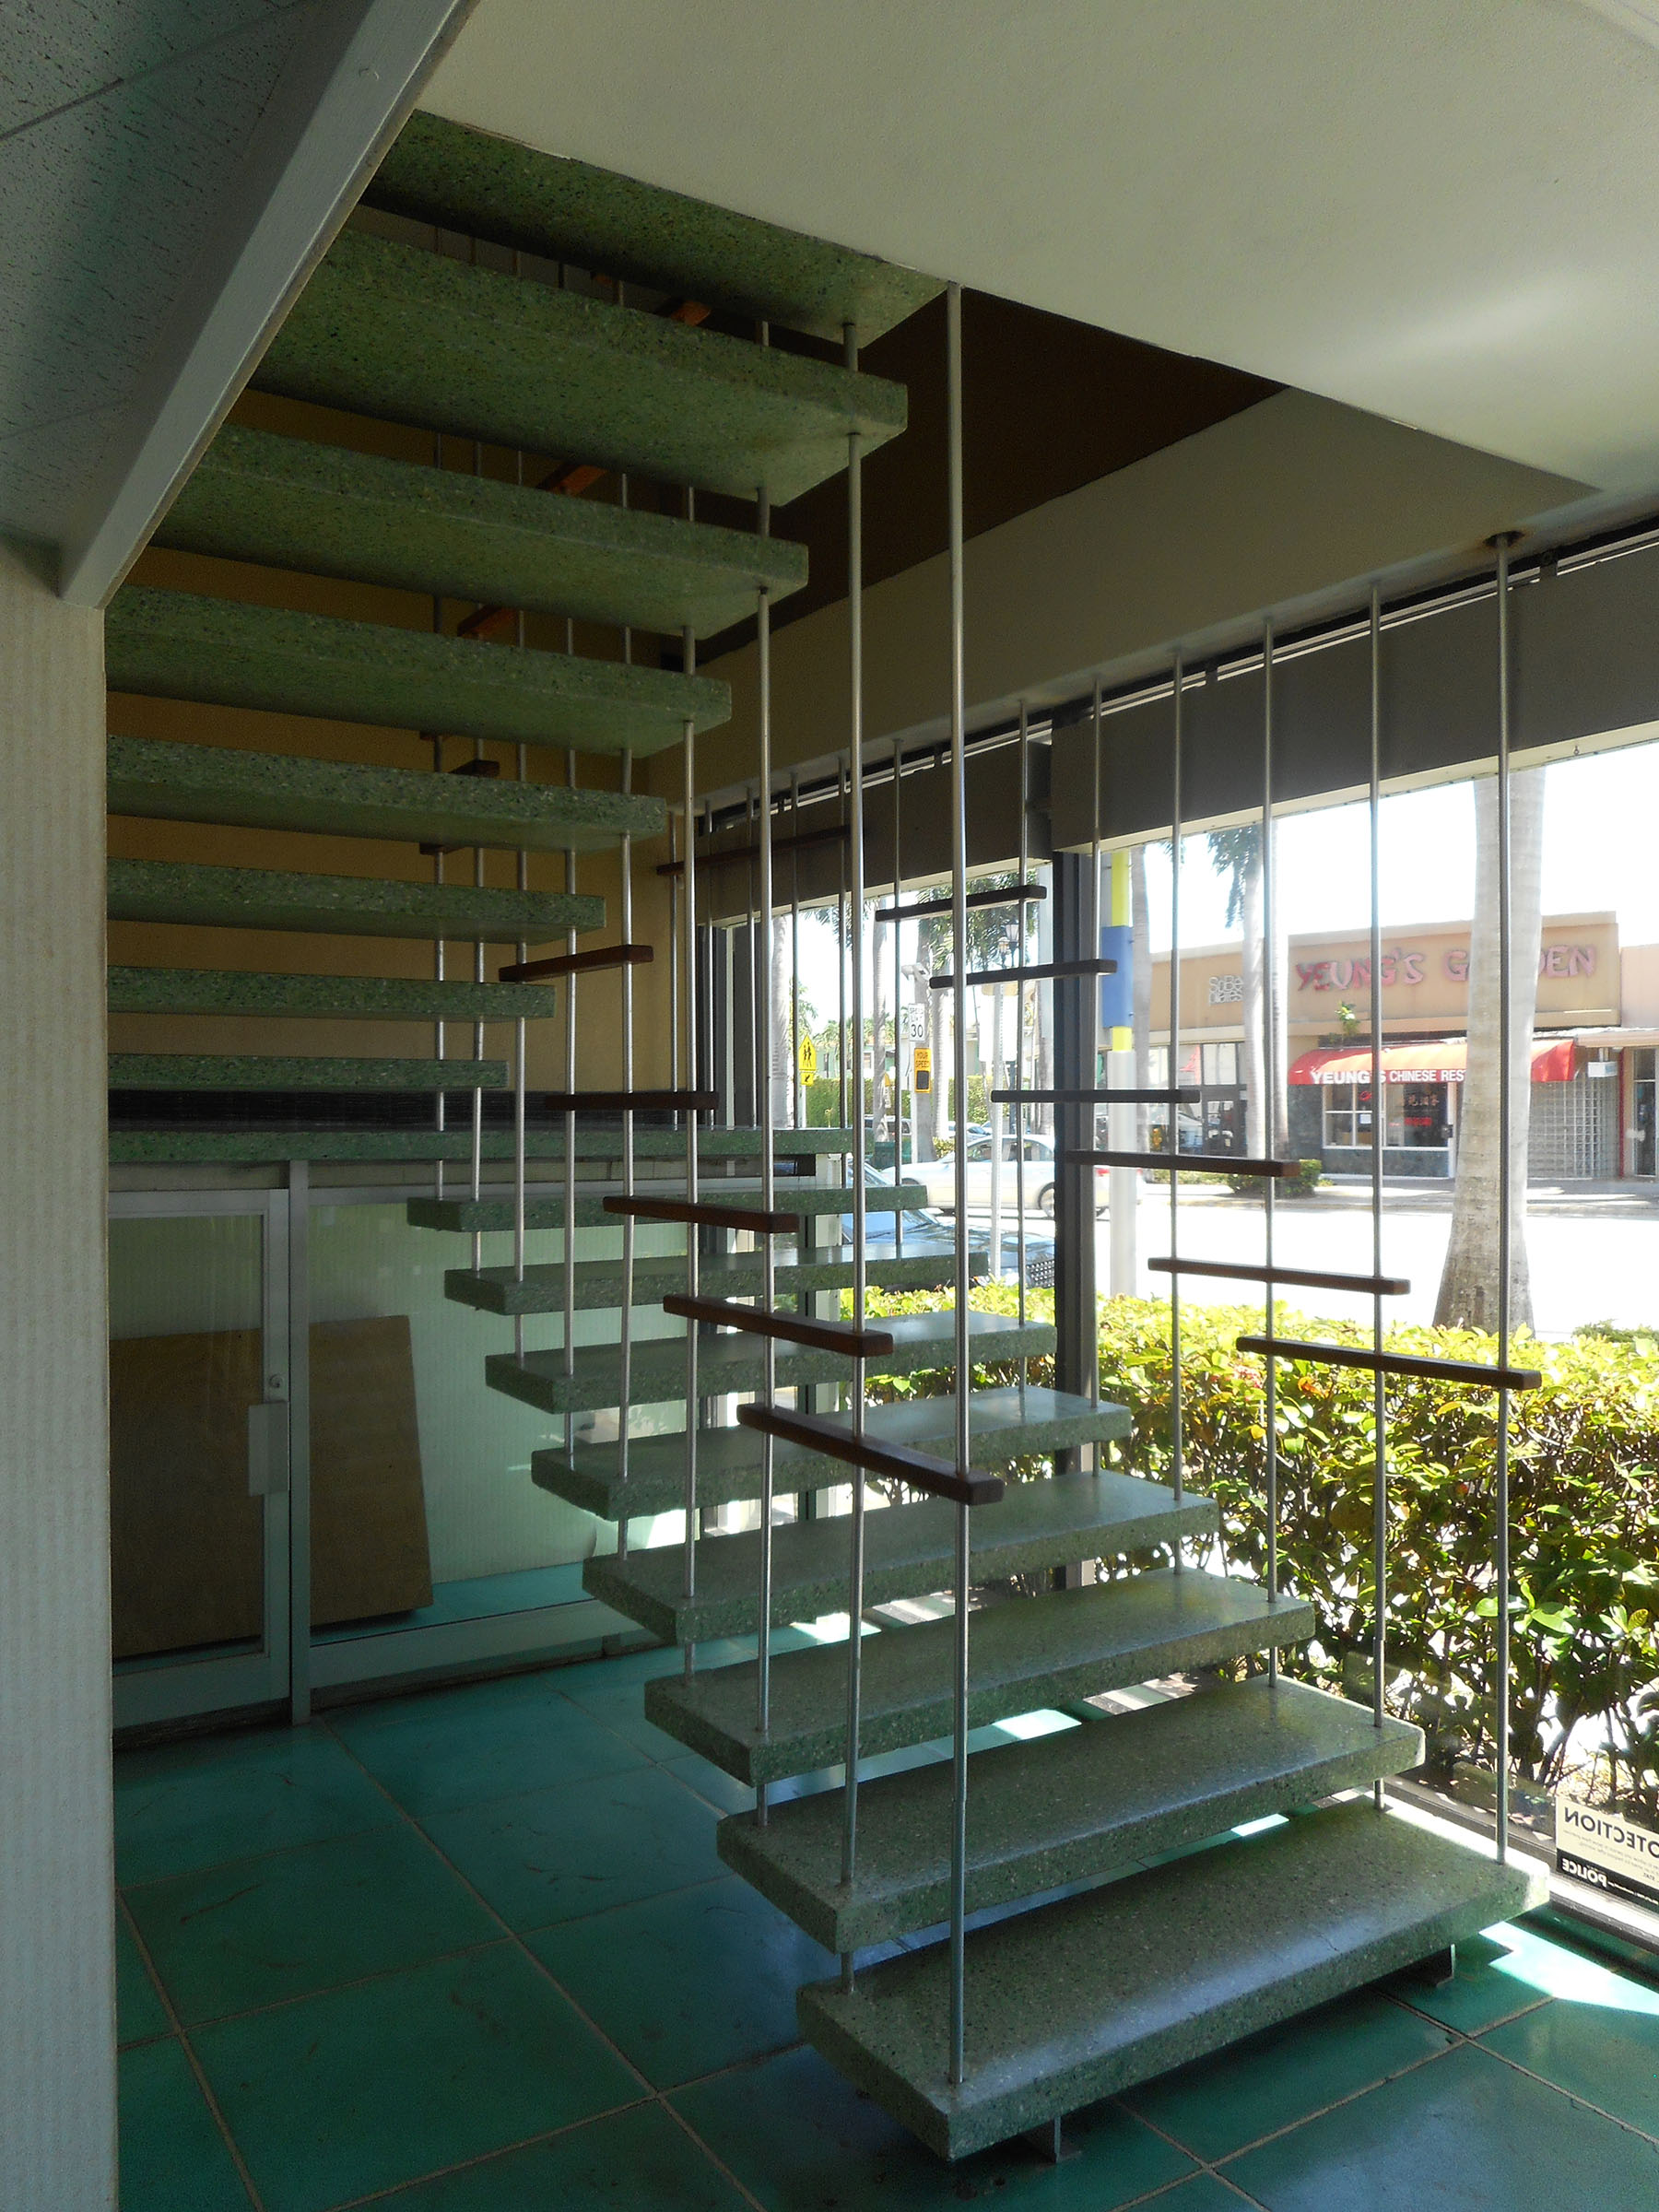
xmin=112 ymin=112 xmax=1545 ymax=2169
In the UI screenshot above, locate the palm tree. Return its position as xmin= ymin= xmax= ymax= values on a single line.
xmin=1434 ymin=768 xmax=1547 ymax=1330
xmin=1206 ymin=824 xmax=1287 ymax=1156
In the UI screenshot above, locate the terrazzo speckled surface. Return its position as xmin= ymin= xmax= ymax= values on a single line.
xmin=256 ymin=231 xmax=908 ymax=506
xmin=587 ymin=1469 xmax=1217 ymax=1644
xmin=365 ymin=112 xmax=946 ymax=346
xmin=724 ymin=1677 xmax=1423 ymax=1951
xmin=485 ymin=1310 xmax=1054 ymax=1418
xmin=445 ymin=1243 xmax=958 ymax=1316
xmin=109 ymin=732 xmax=665 ymax=851
xmin=536 ymin=1384 xmax=1135 ymax=1521
xmin=109 ymin=1053 xmax=507 ymax=1091
xmin=108 ymin=967 xmax=561 ymax=1022
xmin=110 ymin=1127 xmax=853 ymax=1165
xmin=409 ymin=1181 xmax=922 ymax=1234
xmin=157 ymin=425 xmax=806 ymax=638
xmin=108 ymin=858 xmax=603 ymax=939
xmin=644 ymin=1571 xmax=1316 ymax=1784
xmin=797 ymin=1800 xmax=1549 ymax=2159
xmin=106 ymin=587 xmax=729 ymax=757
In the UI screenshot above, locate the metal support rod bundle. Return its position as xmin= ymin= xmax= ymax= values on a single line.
xmin=945 ymin=280 xmax=971 ymax=2091
xmin=682 ymin=619 xmax=700 ymax=1682
xmin=617 ymin=746 xmax=637 ymax=1555
xmin=755 ymin=462 xmax=777 ymax=1828
xmin=1369 ymin=586 xmax=1388 ymax=1790
xmin=838 ymin=761 xmax=850 ymax=1139
xmin=1169 ymin=651 xmax=1184 ymax=1549
xmin=1263 ymin=619 xmax=1279 ymax=1673
xmin=840 ymin=320 xmax=868 ymax=1987
xmin=1089 ymin=677 xmax=1104 ymax=1412
xmin=1495 ymin=533 xmax=1516 ymax=1860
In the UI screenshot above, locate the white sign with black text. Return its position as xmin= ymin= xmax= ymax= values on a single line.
xmin=1554 ymin=1795 xmax=1659 ymax=1908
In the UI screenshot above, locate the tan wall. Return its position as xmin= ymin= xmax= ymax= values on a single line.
xmin=1620 ymin=943 xmax=1659 ymax=1030
xmin=0 ymin=539 xmax=116 ymax=2210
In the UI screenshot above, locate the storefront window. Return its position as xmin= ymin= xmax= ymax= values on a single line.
xmin=1322 ymin=1081 xmax=1452 ymax=1149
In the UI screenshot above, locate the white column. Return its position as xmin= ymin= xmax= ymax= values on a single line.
xmin=0 ymin=538 xmax=115 ymax=2209
xmin=1109 ymin=1046 xmax=1137 ymax=1295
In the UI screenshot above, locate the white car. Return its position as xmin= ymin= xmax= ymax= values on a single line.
xmin=914 ymin=1133 xmax=1109 ymax=1218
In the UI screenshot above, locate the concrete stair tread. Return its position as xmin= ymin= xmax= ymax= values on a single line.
xmin=408 ymin=1182 xmax=924 ymax=1233
xmin=584 ymin=1470 xmax=1216 ymax=1644
xmin=485 ymin=1310 xmax=1056 ymax=1417
xmin=445 ymin=1245 xmax=963 ymax=1315
xmin=797 ymin=1798 xmax=1548 ymax=2160
xmin=366 ymin=114 xmax=944 ymax=347
xmin=107 ymin=859 xmax=601 ymax=941
xmin=643 ymin=1570 xmax=1315 ymax=1783
xmin=107 ymin=1128 xmax=846 ymax=1166
xmin=157 ymin=425 xmax=806 ymax=640
xmin=722 ymin=1676 xmax=1422 ymax=1950
xmin=534 ymin=1385 xmax=1135 ymax=1521
xmin=106 ymin=587 xmax=728 ymax=759
xmin=109 ymin=733 xmax=665 ymax=852
xmin=255 ymin=231 xmax=907 ymax=507
xmin=108 ymin=968 xmax=566 ymax=1023
xmin=109 ymin=1053 xmax=503 ymax=1091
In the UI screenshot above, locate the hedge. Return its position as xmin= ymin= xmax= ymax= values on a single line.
xmin=853 ymin=1284 xmax=1659 ymax=1817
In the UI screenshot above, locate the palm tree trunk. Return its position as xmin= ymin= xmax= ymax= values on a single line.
xmin=1435 ymin=768 xmax=1546 ymax=1330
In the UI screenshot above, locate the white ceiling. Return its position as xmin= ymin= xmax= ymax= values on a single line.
xmin=423 ymin=0 xmax=1659 ymax=497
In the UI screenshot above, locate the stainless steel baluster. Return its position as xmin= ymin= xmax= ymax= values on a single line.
xmin=893 ymin=740 xmax=904 ymax=1251
xmin=1169 ymin=654 xmax=1184 ymax=1558
xmin=563 ymin=731 xmax=578 ymax=1435
xmin=1263 ymin=618 xmax=1279 ymax=1668
xmin=1495 ymin=533 xmax=1517 ymax=1862
xmin=683 ymin=618 xmax=700 ymax=1682
xmin=791 ymin=770 xmax=802 ymax=1130
xmin=617 ymin=746 xmax=637 ymax=1559
xmin=1369 ymin=587 xmax=1388 ymax=1790
xmin=755 ymin=401 xmax=777 ymax=1827
xmin=1016 ymin=704 xmax=1029 ymax=1347
xmin=840 ymin=320 xmax=867 ymax=1990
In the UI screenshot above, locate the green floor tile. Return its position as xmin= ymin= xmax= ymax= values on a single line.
xmin=528 ymin=1873 xmax=833 ymax=2087
xmin=115 ymin=1725 xmax=392 ymax=1887
xmin=1123 ymin=1989 xmax=1453 ymax=2161
xmin=672 ymin=2043 xmax=1194 ymax=2209
xmin=663 ymin=1751 xmax=754 ymax=1816
xmin=125 ymin=1823 xmax=500 ymax=2026
xmin=1482 ymin=1972 xmax=1659 ymax=2137
xmin=1148 ymin=2180 xmax=1257 ymax=2210
xmin=1389 ymin=1924 xmax=1559 ymax=2034
xmin=117 ymin=1913 xmax=171 ymax=2047
xmin=368 ymin=2102 xmax=749 ymax=2208
xmin=557 ymin=1676 xmax=695 ymax=1760
xmin=192 ymin=1942 xmax=639 ymax=2212
xmin=1221 ymin=2041 xmax=1659 ymax=2211
xmin=119 ymin=2035 xmax=249 ymax=2212
xmin=325 ymin=1685 xmax=647 ymax=1816
xmin=421 ymin=1766 xmax=722 ymax=1932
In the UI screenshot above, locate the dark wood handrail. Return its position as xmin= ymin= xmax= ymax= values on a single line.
xmin=736 ymin=1404 xmax=1006 ymax=1506
xmin=1150 ymin=1257 xmax=1410 ymax=1296
xmin=663 ymin=1293 xmax=895 ymax=1357
xmin=878 ymin=883 xmax=1048 ymax=924
xmin=604 ymin=1194 xmax=802 ymax=1236
xmin=540 ymin=1089 xmax=716 ymax=1112
xmin=498 ymin=944 xmax=653 ymax=982
xmin=1234 ymin=1335 xmax=1541 ymax=1389
xmin=657 ymin=823 xmax=850 ymax=877
xmin=1068 ymin=1151 xmax=1301 ymax=1178
xmin=929 ymin=958 xmax=1115 ymax=990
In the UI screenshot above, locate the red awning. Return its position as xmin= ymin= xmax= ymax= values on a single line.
xmin=1288 ymin=1038 xmax=1579 ymax=1086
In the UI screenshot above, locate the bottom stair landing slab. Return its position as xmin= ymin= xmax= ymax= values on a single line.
xmin=797 ymin=1797 xmax=1548 ymax=2160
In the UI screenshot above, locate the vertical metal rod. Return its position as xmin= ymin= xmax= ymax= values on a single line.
xmin=746 ymin=787 xmax=759 ymax=1125
xmin=838 ymin=761 xmax=849 ymax=1140
xmin=1088 ymin=676 xmax=1103 ymax=1416
xmin=1369 ymin=588 xmax=1387 ymax=1783
xmin=791 ymin=770 xmax=803 ymax=1129
xmin=1263 ymin=619 xmax=1279 ymax=1668
xmin=755 ymin=472 xmax=777 ymax=1828
xmin=840 ymin=321 xmax=867 ymax=1984
xmin=892 ymin=742 xmax=905 ymax=1251
xmin=682 ymin=621 xmax=700 ymax=1683
xmin=1016 ymin=704 xmax=1029 ymax=1338
xmin=512 ymin=705 xmax=528 ymax=1361
xmin=669 ymin=807 xmax=680 ymax=1092
xmin=945 ymin=280 xmax=971 ymax=2091
xmin=470 ymin=399 xmax=487 ymax=1253
xmin=617 ymin=748 xmax=637 ymax=1556
xmin=1495 ymin=535 xmax=1515 ymax=1861
xmin=1169 ymin=654 xmax=1184 ymax=1557
xmin=563 ymin=738 xmax=579 ymax=1434
xmin=430 ymin=429 xmax=446 ymax=1204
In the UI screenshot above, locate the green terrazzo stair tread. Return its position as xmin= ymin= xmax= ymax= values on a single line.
xmin=109 ymin=1126 xmax=848 ymax=1164
xmin=256 ymin=231 xmax=908 ymax=505
xmin=532 ymin=1385 xmax=1133 ymax=1522
xmin=408 ymin=1182 xmax=924 ymax=1232
xmin=108 ymin=733 xmax=665 ymax=852
xmin=643 ymin=1570 xmax=1315 ymax=1784
xmin=109 ymin=1053 xmax=504 ymax=1090
xmin=106 ymin=588 xmax=728 ymax=759
xmin=444 ymin=1243 xmax=962 ymax=1315
xmin=796 ymin=1798 xmax=1548 ymax=2160
xmin=158 ymin=425 xmax=806 ymax=638
xmin=366 ymin=114 xmax=945 ymax=345
xmin=585 ymin=1470 xmax=1216 ymax=1644
xmin=485 ymin=1311 xmax=1055 ymax=1418
xmin=108 ymin=859 xmax=601 ymax=940
xmin=723 ymin=1676 xmax=1422 ymax=1951
xmin=108 ymin=968 xmax=560 ymax=1021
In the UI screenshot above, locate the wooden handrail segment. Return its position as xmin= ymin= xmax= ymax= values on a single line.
xmin=879 ymin=883 xmax=1048 ymax=924
xmin=736 ymin=1403 xmax=1006 ymax=1507
xmin=1067 ymin=1151 xmax=1300 ymax=1178
xmin=499 ymin=944 xmax=653 ymax=982
xmin=663 ymin=1293 xmax=895 ymax=1358
xmin=930 ymin=958 xmax=1115 ymax=990
xmin=1150 ymin=1257 xmax=1410 ymax=1297
xmin=1234 ymin=1335 xmax=1542 ymax=1390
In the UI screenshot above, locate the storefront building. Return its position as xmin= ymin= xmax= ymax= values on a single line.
xmin=1147 ymin=912 xmax=1659 ymax=1180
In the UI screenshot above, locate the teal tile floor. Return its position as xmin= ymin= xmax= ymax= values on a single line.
xmin=117 ymin=1647 xmax=1659 ymax=2210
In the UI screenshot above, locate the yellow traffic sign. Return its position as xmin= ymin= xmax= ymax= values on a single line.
xmin=913 ymin=1044 xmax=932 ymax=1094
xmin=798 ymin=1032 xmax=818 ymax=1085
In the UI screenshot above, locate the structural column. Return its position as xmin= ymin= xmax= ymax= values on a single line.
xmin=0 ymin=537 xmax=116 ymax=2209
xmin=1051 ymin=849 xmax=1099 ymax=1444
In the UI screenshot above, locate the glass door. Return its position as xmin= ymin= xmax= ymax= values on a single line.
xmin=110 ymin=1191 xmax=290 ymax=1728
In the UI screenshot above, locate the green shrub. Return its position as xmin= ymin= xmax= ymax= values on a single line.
xmin=853 ymin=1284 xmax=1659 ymax=1815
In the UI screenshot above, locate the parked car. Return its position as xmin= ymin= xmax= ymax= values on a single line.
xmin=912 ymin=1132 xmax=1109 ymax=1218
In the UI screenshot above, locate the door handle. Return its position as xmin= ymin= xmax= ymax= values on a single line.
xmin=247 ymin=1402 xmax=291 ymax=1498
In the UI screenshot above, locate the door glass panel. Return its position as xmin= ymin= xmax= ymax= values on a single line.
xmin=109 ymin=1213 xmax=267 ymax=1668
